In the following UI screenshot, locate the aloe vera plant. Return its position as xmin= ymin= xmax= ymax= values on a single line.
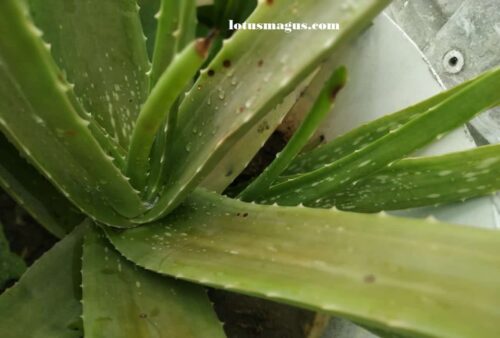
xmin=1 ymin=0 xmax=500 ymax=337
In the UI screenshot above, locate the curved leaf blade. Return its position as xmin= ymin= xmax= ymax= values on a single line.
xmin=109 ymin=190 xmax=500 ymax=338
xmin=83 ymin=225 xmax=225 ymax=338
xmin=0 ymin=224 xmax=85 ymax=338
xmin=264 ymin=68 xmax=500 ymax=205
xmin=27 ymin=0 xmax=150 ymax=149
xmin=0 ymin=134 xmax=83 ymax=237
xmin=324 ymin=144 xmax=500 ymax=212
xmin=138 ymin=0 xmax=391 ymax=222
xmin=0 ymin=0 xmax=145 ymax=225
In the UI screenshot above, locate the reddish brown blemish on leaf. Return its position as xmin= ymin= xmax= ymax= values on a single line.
xmin=364 ymin=274 xmax=376 ymax=284
xmin=239 ymin=106 xmax=245 ymax=113
xmin=207 ymin=69 xmax=215 ymax=77
xmin=223 ymin=59 xmax=231 ymax=68
xmin=65 ymin=130 xmax=77 ymax=137
xmin=330 ymin=84 xmax=343 ymax=101
xmin=266 ymin=0 xmax=274 ymax=5
xmin=195 ymin=37 xmax=212 ymax=58
xmin=257 ymin=59 xmax=264 ymax=67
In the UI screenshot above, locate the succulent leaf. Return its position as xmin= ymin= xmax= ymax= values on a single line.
xmin=150 ymin=0 xmax=197 ymax=87
xmin=82 ymin=225 xmax=226 ymax=338
xmin=263 ymin=67 xmax=500 ymax=205
xmin=239 ymin=66 xmax=347 ymax=201
xmin=0 ymin=0 xmax=145 ymax=225
xmin=108 ymin=189 xmax=500 ymax=338
xmin=0 ymin=224 xmax=85 ymax=338
xmin=319 ymin=144 xmax=500 ymax=212
xmin=108 ymin=191 xmax=500 ymax=337
xmin=126 ymin=39 xmax=211 ymax=190
xmin=27 ymin=0 xmax=150 ymax=150
xmin=0 ymin=134 xmax=83 ymax=237
xmin=136 ymin=0 xmax=392 ymax=222
xmin=283 ymin=75 xmax=480 ymax=176
xmin=200 ymin=72 xmax=316 ymax=193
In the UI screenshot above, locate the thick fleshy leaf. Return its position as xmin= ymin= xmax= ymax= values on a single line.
xmin=0 ymin=224 xmax=85 ymax=338
xmin=262 ymin=68 xmax=500 ymax=205
xmin=200 ymin=74 xmax=313 ymax=193
xmin=282 ymin=76 xmax=477 ymax=177
xmin=127 ymin=39 xmax=210 ymax=190
xmin=82 ymin=225 xmax=225 ymax=338
xmin=150 ymin=0 xmax=197 ymax=87
xmin=28 ymin=0 xmax=150 ymax=149
xmin=239 ymin=67 xmax=347 ymax=201
xmin=321 ymin=144 xmax=500 ymax=212
xmin=0 ymin=0 xmax=145 ymax=226
xmin=108 ymin=189 xmax=500 ymax=338
xmin=138 ymin=0 xmax=161 ymax=57
xmin=0 ymin=134 xmax=83 ymax=237
xmin=136 ymin=0 xmax=391 ymax=222
xmin=0 ymin=222 xmax=25 ymax=289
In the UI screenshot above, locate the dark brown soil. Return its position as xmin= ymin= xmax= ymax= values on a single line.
xmin=0 ymin=191 xmax=57 ymax=266
xmin=210 ymin=289 xmax=316 ymax=338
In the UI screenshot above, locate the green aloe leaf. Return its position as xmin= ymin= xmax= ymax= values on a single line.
xmin=126 ymin=39 xmax=210 ymax=190
xmin=108 ymin=189 xmax=500 ymax=338
xmin=239 ymin=66 xmax=347 ymax=201
xmin=263 ymin=67 xmax=500 ymax=205
xmin=0 ymin=0 xmax=145 ymax=226
xmin=137 ymin=0 xmax=391 ymax=222
xmin=283 ymin=75 xmax=479 ymax=177
xmin=322 ymin=144 xmax=500 ymax=212
xmin=0 ymin=224 xmax=85 ymax=338
xmin=144 ymin=0 xmax=198 ymax=199
xmin=27 ymin=0 xmax=150 ymax=150
xmin=138 ymin=0 xmax=160 ymax=57
xmin=200 ymin=73 xmax=314 ymax=193
xmin=82 ymin=225 xmax=225 ymax=338
xmin=150 ymin=0 xmax=197 ymax=87
xmin=0 ymin=134 xmax=83 ymax=237
xmin=0 ymin=222 xmax=26 ymax=290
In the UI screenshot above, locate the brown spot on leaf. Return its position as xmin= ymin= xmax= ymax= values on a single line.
xmin=266 ymin=0 xmax=274 ymax=5
xmin=223 ymin=59 xmax=232 ymax=68
xmin=364 ymin=274 xmax=376 ymax=284
xmin=208 ymin=69 xmax=215 ymax=77
xmin=65 ymin=130 xmax=77 ymax=137
xmin=257 ymin=59 xmax=264 ymax=67
xmin=330 ymin=85 xmax=343 ymax=101
xmin=195 ymin=37 xmax=212 ymax=58
xmin=139 ymin=313 xmax=147 ymax=319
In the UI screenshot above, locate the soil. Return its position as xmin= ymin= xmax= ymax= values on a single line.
xmin=0 ymin=191 xmax=57 ymax=266
xmin=209 ymin=289 xmax=316 ymax=338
